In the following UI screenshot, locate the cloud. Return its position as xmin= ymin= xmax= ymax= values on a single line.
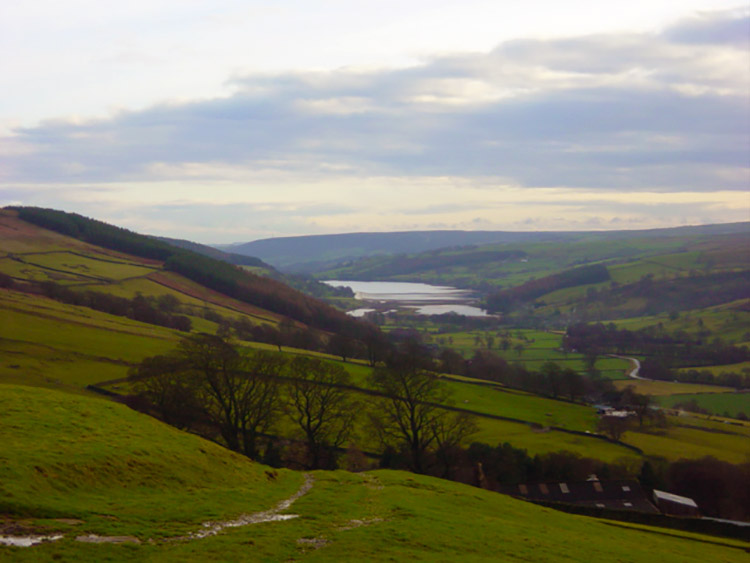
xmin=664 ymin=9 xmax=750 ymax=45
xmin=1 ymin=9 xmax=748 ymax=239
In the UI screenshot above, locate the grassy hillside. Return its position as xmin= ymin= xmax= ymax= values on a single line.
xmin=0 ymin=385 xmax=303 ymax=530
xmin=228 ymin=223 xmax=748 ymax=272
xmin=5 ymin=207 xmax=363 ymax=336
xmin=1 ymin=209 xmax=748 ymax=474
xmin=317 ymin=227 xmax=748 ymax=286
xmin=2 ymin=275 xmax=746 ymax=464
xmin=225 ymin=230 xmax=575 ymax=271
xmin=1 ymin=385 xmax=748 ymax=562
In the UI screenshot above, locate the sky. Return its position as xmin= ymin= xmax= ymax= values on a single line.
xmin=1 ymin=1 xmax=748 ymax=243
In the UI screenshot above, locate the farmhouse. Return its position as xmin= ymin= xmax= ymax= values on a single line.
xmin=594 ymin=405 xmax=635 ymax=418
xmin=498 ymin=479 xmax=659 ymax=514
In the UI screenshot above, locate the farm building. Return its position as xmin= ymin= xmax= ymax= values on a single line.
xmin=498 ymin=479 xmax=659 ymax=514
xmin=652 ymin=490 xmax=700 ymax=517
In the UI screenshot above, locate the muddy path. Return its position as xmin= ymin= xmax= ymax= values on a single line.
xmin=180 ymin=473 xmax=314 ymax=541
xmin=1 ymin=474 xmax=314 ymax=548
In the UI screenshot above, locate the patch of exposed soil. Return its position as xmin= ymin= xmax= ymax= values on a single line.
xmin=297 ymin=536 xmax=328 ymax=551
xmin=53 ymin=518 xmax=83 ymax=526
xmin=337 ymin=517 xmax=383 ymax=531
xmin=76 ymin=534 xmax=141 ymax=544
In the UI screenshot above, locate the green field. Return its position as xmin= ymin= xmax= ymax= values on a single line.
xmin=420 ymin=328 xmax=631 ymax=379
xmin=624 ymin=424 xmax=750 ymax=464
xmin=611 ymin=300 xmax=750 ymax=346
xmin=658 ymin=392 xmax=750 ymax=419
xmin=0 ymin=291 xmax=177 ymax=364
xmin=470 ymin=417 xmax=640 ymax=463
xmin=0 ymin=256 xmax=92 ymax=283
xmin=15 ymin=251 xmax=157 ymax=280
xmin=2 ymin=385 xmax=747 ymax=562
xmin=613 ymin=379 xmax=733 ymax=396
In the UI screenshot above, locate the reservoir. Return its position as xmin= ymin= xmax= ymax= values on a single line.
xmin=323 ymin=280 xmax=489 ymax=317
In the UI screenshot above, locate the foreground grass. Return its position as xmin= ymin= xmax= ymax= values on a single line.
xmin=0 ymin=385 xmax=303 ymax=539
xmin=1 ymin=385 xmax=748 ymax=562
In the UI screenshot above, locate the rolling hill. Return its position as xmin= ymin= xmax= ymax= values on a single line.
xmin=1 ymin=208 xmax=749 ymax=561
xmin=316 ymin=226 xmax=750 ymax=288
xmin=5 ymin=207 xmax=363 ymax=336
xmin=224 ymin=223 xmax=749 ymax=272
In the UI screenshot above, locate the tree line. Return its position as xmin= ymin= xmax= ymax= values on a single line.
xmin=486 ymin=263 xmax=611 ymax=313
xmin=128 ymin=333 xmax=476 ymax=472
xmin=37 ymin=281 xmax=192 ymax=332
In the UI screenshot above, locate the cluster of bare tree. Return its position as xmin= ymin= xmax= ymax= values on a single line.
xmin=129 ymin=334 xmax=476 ymax=472
xmin=368 ymin=357 xmax=477 ymax=474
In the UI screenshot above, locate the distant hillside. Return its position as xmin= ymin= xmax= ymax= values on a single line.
xmin=224 ymin=223 xmax=749 ymax=272
xmin=318 ymin=226 xmax=750 ymax=289
xmin=156 ymin=235 xmax=273 ymax=269
xmin=224 ymin=230 xmax=575 ymax=271
xmin=486 ymin=264 xmax=612 ymax=312
xmin=156 ymin=236 xmax=353 ymax=302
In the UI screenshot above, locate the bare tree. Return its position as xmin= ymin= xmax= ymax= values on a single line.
xmin=621 ymin=385 xmax=655 ymax=427
xmin=432 ymin=411 xmax=478 ymax=478
xmin=286 ymin=356 xmax=358 ymax=469
xmin=360 ymin=322 xmax=391 ymax=367
xmin=597 ymin=415 xmax=632 ymax=441
xmin=236 ymin=350 xmax=287 ymax=457
xmin=327 ymin=333 xmax=358 ymax=362
xmin=368 ymin=363 xmax=454 ymax=473
xmin=176 ymin=334 xmax=246 ymax=452
xmin=135 ymin=334 xmax=285 ymax=458
xmin=130 ymin=353 xmax=198 ymax=429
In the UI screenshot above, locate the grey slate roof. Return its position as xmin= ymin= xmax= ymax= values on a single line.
xmin=498 ymin=480 xmax=659 ymax=514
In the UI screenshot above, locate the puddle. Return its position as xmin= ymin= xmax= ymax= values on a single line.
xmin=0 ymin=534 xmax=64 ymax=547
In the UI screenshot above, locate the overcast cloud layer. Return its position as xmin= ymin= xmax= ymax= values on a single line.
xmin=1 ymin=6 xmax=748 ymax=241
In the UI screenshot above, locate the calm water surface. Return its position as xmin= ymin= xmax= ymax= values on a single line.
xmin=324 ymin=280 xmax=489 ymax=317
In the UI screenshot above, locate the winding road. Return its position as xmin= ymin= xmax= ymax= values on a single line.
xmin=611 ymin=355 xmax=646 ymax=380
